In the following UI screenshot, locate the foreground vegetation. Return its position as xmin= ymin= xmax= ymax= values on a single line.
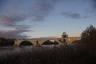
xmin=0 ymin=25 xmax=96 ymax=64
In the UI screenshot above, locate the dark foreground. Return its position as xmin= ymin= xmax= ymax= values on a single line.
xmin=0 ymin=44 xmax=96 ymax=64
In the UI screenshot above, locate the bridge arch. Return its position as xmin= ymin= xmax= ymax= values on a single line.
xmin=54 ymin=41 xmax=59 ymax=45
xmin=19 ymin=40 xmax=33 ymax=47
xmin=42 ymin=40 xmax=59 ymax=45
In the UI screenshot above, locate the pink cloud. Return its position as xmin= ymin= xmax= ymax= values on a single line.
xmin=0 ymin=29 xmax=31 ymax=39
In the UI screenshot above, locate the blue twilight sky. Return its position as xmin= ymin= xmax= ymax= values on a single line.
xmin=0 ymin=0 xmax=96 ymax=39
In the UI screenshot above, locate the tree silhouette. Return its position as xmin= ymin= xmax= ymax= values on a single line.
xmin=0 ymin=38 xmax=15 ymax=47
xmin=77 ymin=25 xmax=96 ymax=53
xmin=81 ymin=25 xmax=96 ymax=39
xmin=62 ymin=32 xmax=68 ymax=38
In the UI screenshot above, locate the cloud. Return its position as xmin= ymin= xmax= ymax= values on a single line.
xmin=0 ymin=0 xmax=66 ymax=24
xmin=32 ymin=16 xmax=44 ymax=21
xmin=0 ymin=0 xmax=61 ymax=25
xmin=91 ymin=0 xmax=96 ymax=10
xmin=31 ymin=0 xmax=54 ymax=21
xmin=0 ymin=29 xmax=29 ymax=39
xmin=0 ymin=0 xmax=65 ymax=39
xmin=88 ymin=0 xmax=96 ymax=12
xmin=62 ymin=12 xmax=81 ymax=19
xmin=62 ymin=12 xmax=91 ymax=19
xmin=0 ymin=15 xmax=26 ymax=26
xmin=1 ymin=0 xmax=94 ymax=39
xmin=12 ymin=25 xmax=33 ymax=30
xmin=0 ymin=15 xmax=32 ymax=39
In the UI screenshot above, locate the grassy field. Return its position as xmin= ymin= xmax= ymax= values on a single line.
xmin=0 ymin=43 xmax=96 ymax=64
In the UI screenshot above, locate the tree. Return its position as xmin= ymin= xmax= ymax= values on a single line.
xmin=0 ymin=38 xmax=15 ymax=47
xmin=81 ymin=25 xmax=96 ymax=39
xmin=76 ymin=25 xmax=96 ymax=53
xmin=62 ymin=32 xmax=68 ymax=38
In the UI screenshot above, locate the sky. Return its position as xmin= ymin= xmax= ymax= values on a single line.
xmin=0 ymin=0 xmax=96 ymax=39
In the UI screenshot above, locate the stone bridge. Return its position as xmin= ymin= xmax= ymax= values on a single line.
xmin=14 ymin=37 xmax=80 ymax=47
xmin=15 ymin=38 xmax=69 ymax=46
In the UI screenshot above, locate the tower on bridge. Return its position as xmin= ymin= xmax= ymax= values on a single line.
xmin=60 ymin=32 xmax=69 ymax=45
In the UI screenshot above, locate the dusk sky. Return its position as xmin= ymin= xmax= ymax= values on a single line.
xmin=0 ymin=0 xmax=96 ymax=39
